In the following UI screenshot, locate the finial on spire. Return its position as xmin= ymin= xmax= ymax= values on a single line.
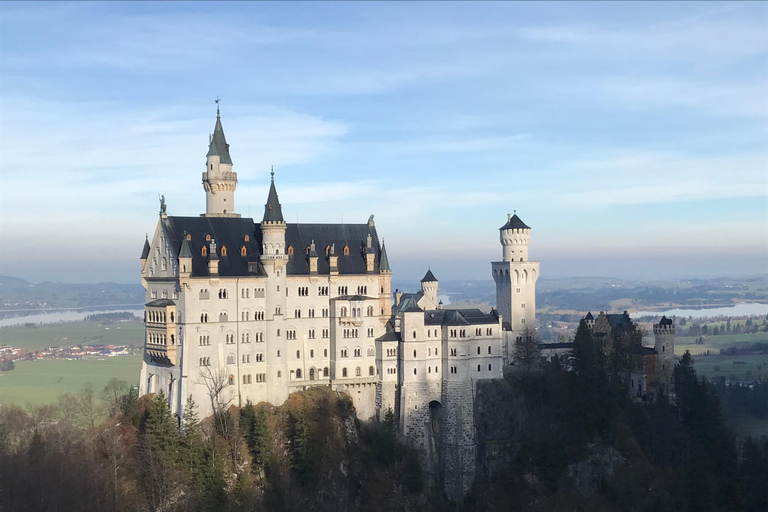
xmin=270 ymin=165 xmax=275 ymax=182
xmin=514 ymin=209 xmax=516 ymax=215
xmin=215 ymin=96 xmax=221 ymax=117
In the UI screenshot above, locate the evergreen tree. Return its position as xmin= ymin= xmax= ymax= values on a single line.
xmin=144 ymin=391 xmax=178 ymax=460
xmin=288 ymin=408 xmax=315 ymax=485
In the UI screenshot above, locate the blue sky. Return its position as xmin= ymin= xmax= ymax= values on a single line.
xmin=0 ymin=1 xmax=766 ymax=283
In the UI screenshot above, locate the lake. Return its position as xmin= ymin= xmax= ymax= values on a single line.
xmin=634 ymin=303 xmax=768 ymax=319
xmin=0 ymin=308 xmax=144 ymax=328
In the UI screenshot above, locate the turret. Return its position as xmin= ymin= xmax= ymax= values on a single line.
xmin=260 ymin=169 xmax=288 ymax=264
xmin=140 ymin=235 xmax=150 ymax=272
xmin=329 ymin=243 xmax=338 ymax=275
xmin=420 ymin=269 xmax=438 ymax=309
xmin=202 ymin=106 xmax=239 ymax=217
xmin=500 ymin=212 xmax=531 ymax=262
xmin=654 ymin=316 xmax=675 ymax=392
xmin=179 ymin=232 xmax=193 ymax=276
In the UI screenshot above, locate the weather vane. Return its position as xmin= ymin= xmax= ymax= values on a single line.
xmin=215 ymin=96 xmax=221 ymax=116
xmin=271 ymin=165 xmax=275 ymax=181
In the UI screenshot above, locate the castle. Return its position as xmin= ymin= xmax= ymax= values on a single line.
xmin=138 ymin=109 xmax=672 ymax=499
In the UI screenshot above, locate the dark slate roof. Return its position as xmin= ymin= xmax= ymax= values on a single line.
xmin=161 ymin=216 xmax=385 ymax=278
xmin=657 ymin=316 xmax=673 ymax=327
xmin=424 ymin=308 xmax=496 ymax=326
xmin=585 ymin=312 xmax=594 ymax=320
xmin=377 ymin=330 xmax=401 ymax=342
xmin=500 ymin=213 xmax=530 ymax=230
xmin=207 ymin=115 xmax=232 ymax=165
xmin=336 ymin=294 xmax=372 ymax=301
xmin=606 ymin=313 xmax=635 ymax=332
xmin=263 ymin=177 xmax=284 ymax=223
xmin=392 ymin=292 xmax=423 ymax=315
xmin=379 ymin=242 xmax=390 ymax=271
xmin=421 ymin=269 xmax=437 ymax=283
xmin=145 ymin=298 xmax=176 ymax=307
xmin=400 ymin=297 xmax=424 ymax=313
xmin=141 ymin=236 xmax=151 ymax=259
xmin=179 ymin=235 xmax=193 ymax=258
xmin=629 ymin=345 xmax=657 ymax=356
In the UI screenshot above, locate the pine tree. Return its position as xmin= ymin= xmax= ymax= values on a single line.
xmin=144 ymin=391 xmax=178 ymax=460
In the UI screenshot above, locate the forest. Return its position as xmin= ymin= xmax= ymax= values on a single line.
xmin=1 ymin=322 xmax=766 ymax=511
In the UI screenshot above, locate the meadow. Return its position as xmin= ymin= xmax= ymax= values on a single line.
xmin=0 ymin=356 xmax=143 ymax=406
xmin=675 ymin=332 xmax=768 ymax=380
xmin=0 ymin=319 xmax=145 ymax=350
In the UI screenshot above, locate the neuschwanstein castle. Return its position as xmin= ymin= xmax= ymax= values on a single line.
xmin=138 ymin=110 xmax=672 ymax=498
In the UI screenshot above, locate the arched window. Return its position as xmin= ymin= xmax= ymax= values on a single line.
xmin=296 ymin=369 xmax=302 ymax=379
xmin=228 ymin=375 xmax=234 ymax=385
xmin=413 ymin=331 xmax=417 ymax=339
xmin=227 ymin=354 xmax=235 ymax=365
xmin=413 ymin=368 xmax=417 ymax=375
xmin=241 ymin=246 xmax=247 ymax=256
xmin=221 ymin=246 xmax=227 ymax=256
xmin=341 ymin=306 xmax=348 ymax=317
xmin=343 ymin=245 xmax=349 ymax=255
xmin=477 ymin=346 xmax=481 ymax=354
xmin=186 ymin=233 xmax=192 ymax=241
xmin=323 ymin=367 xmax=329 ymax=377
xmin=369 ymin=366 xmax=375 ymax=375
xmin=244 ymin=235 xmax=250 ymax=242
xmin=309 ymin=368 xmax=315 ymax=380
xmin=287 ymin=245 xmax=294 ymax=255
xmin=205 ymin=234 xmax=211 ymax=241
xmin=201 ymin=246 xmax=208 ymax=256
xmin=413 ymin=349 xmax=417 ymax=358
xmin=342 ymin=368 xmax=348 ymax=377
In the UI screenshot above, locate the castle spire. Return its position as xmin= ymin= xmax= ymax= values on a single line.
xmin=207 ymin=109 xmax=232 ymax=165
xmin=379 ymin=241 xmax=391 ymax=272
xmin=263 ymin=169 xmax=284 ymax=223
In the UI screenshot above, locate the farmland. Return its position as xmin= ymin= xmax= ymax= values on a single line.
xmin=0 ymin=318 xmax=144 ymax=351
xmin=0 ymin=356 xmax=142 ymax=406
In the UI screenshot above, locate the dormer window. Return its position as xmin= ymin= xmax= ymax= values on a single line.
xmin=221 ymin=246 xmax=227 ymax=256
xmin=326 ymin=246 xmax=331 ymax=255
xmin=201 ymin=246 xmax=208 ymax=256
xmin=241 ymin=246 xmax=247 ymax=256
xmin=186 ymin=233 xmax=192 ymax=241
xmin=205 ymin=234 xmax=211 ymax=241
xmin=244 ymin=235 xmax=250 ymax=242
xmin=343 ymin=245 xmax=349 ymax=255
xmin=287 ymin=246 xmax=294 ymax=256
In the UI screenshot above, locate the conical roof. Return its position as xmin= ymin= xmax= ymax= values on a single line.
xmin=263 ymin=174 xmax=284 ymax=223
xmin=207 ymin=114 xmax=232 ymax=165
xmin=500 ymin=213 xmax=530 ymax=230
xmin=140 ymin=236 xmax=151 ymax=259
xmin=379 ymin=242 xmax=390 ymax=271
xmin=421 ymin=269 xmax=437 ymax=283
xmin=179 ymin=233 xmax=193 ymax=258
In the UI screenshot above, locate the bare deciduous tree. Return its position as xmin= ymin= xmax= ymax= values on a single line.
xmin=514 ymin=326 xmax=541 ymax=374
xmin=197 ymin=366 xmax=233 ymax=415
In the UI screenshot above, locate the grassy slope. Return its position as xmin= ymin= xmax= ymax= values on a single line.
xmin=0 ymin=319 xmax=145 ymax=351
xmin=0 ymin=356 xmax=143 ymax=406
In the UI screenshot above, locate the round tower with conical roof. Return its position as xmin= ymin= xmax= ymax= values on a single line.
xmin=491 ymin=212 xmax=540 ymax=364
xmin=203 ymin=107 xmax=239 ymax=217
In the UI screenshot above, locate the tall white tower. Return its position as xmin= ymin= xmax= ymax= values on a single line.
xmin=492 ymin=213 xmax=539 ymax=337
xmin=202 ymin=106 xmax=239 ymax=217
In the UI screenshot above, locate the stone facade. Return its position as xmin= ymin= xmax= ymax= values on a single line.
xmin=138 ymin=110 xmax=540 ymax=500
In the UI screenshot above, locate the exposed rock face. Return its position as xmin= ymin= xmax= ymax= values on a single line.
xmin=567 ymin=444 xmax=625 ymax=498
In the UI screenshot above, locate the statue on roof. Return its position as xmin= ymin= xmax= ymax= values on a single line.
xmin=159 ymin=194 xmax=167 ymax=214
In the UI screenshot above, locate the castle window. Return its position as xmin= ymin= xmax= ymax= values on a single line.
xmin=413 ymin=331 xmax=417 ymax=339
xmin=277 ymin=350 xmax=281 ymax=357
xmin=488 ymin=346 xmax=492 ymax=354
xmin=324 ymin=367 xmax=329 ymax=377
xmin=435 ymin=366 xmax=438 ymax=373
xmin=241 ymin=246 xmax=247 ymax=256
xmin=186 ymin=233 xmax=192 ymax=241
xmin=277 ymin=371 xmax=281 ymax=378
xmin=413 ymin=349 xmax=417 ymax=358
xmin=428 ymin=366 xmax=431 ymax=373
xmin=221 ymin=246 xmax=227 ymax=256
xmin=287 ymin=245 xmax=294 ymax=255
xmin=369 ymin=366 xmax=375 ymax=376
xmin=296 ymin=350 xmax=300 ymax=359
xmin=521 ymin=303 xmax=525 ymax=308
xmin=354 ymin=348 xmax=361 ymax=357
xmin=488 ymin=364 xmax=492 ymax=371
xmin=413 ymin=368 xmax=417 ymax=375
xmin=206 ymin=234 xmax=211 ymax=241
xmin=324 ymin=349 xmax=328 ymax=357
xmin=201 ymin=246 xmax=207 ymax=256
xmin=227 ymin=354 xmax=235 ymax=365
xmin=342 ymin=368 xmax=348 ymax=377
xmin=341 ymin=348 xmax=348 ymax=358
xmin=343 ymin=245 xmax=349 ymax=255
xmin=310 ymin=349 xmax=314 ymax=358
xmin=296 ymin=369 xmax=302 ymax=379
xmin=477 ymin=346 xmax=481 ymax=355
xmin=662 ymin=346 xmax=665 ymax=352
xmin=477 ymin=365 xmax=481 ymax=372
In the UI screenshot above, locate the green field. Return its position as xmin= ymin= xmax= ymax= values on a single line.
xmin=0 ymin=319 xmax=145 ymax=351
xmin=0 ymin=356 xmax=143 ymax=406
